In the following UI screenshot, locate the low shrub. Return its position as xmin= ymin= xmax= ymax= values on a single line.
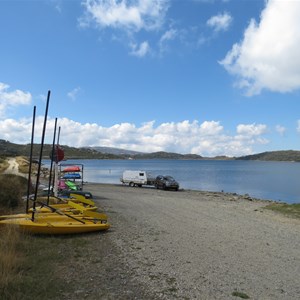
xmin=0 ymin=174 xmax=29 ymax=210
xmin=0 ymin=158 xmax=9 ymax=173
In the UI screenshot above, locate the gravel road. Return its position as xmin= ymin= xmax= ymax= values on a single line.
xmin=62 ymin=183 xmax=300 ymax=300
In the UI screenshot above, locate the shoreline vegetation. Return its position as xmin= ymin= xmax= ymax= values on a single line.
xmin=2 ymin=139 xmax=300 ymax=162
xmin=0 ymin=157 xmax=299 ymax=299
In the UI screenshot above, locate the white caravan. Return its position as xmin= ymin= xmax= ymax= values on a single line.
xmin=120 ymin=170 xmax=155 ymax=187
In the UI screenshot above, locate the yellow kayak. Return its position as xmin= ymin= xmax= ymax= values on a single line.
xmin=37 ymin=194 xmax=95 ymax=206
xmin=0 ymin=201 xmax=97 ymax=221
xmin=0 ymin=208 xmax=110 ymax=235
xmin=0 ymin=218 xmax=110 ymax=234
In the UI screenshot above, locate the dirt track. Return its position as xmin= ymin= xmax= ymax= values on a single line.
xmin=61 ymin=183 xmax=300 ymax=300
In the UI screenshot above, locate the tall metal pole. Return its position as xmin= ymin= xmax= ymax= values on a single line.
xmin=26 ymin=106 xmax=36 ymax=214
xmin=54 ymin=126 xmax=61 ymax=197
xmin=57 ymin=126 xmax=61 ymax=145
xmin=47 ymin=118 xmax=57 ymax=205
xmin=32 ymin=90 xmax=51 ymax=221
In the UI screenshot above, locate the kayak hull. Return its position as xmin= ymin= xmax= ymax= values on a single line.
xmin=0 ymin=217 xmax=110 ymax=234
xmin=62 ymin=166 xmax=81 ymax=172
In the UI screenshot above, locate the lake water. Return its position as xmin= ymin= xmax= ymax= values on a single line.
xmin=43 ymin=159 xmax=300 ymax=204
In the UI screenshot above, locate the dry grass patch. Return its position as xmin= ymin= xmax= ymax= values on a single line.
xmin=264 ymin=203 xmax=300 ymax=219
xmin=0 ymin=224 xmax=23 ymax=298
xmin=0 ymin=230 xmax=74 ymax=300
xmin=15 ymin=156 xmax=31 ymax=174
xmin=2 ymin=233 xmax=95 ymax=300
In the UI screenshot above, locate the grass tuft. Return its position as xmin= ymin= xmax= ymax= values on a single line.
xmin=232 ymin=290 xmax=250 ymax=299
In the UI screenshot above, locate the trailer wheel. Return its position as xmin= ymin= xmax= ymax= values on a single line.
xmin=129 ymin=182 xmax=135 ymax=187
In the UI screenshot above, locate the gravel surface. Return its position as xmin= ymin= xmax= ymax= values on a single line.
xmin=61 ymin=183 xmax=300 ymax=300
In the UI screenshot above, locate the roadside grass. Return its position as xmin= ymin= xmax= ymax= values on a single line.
xmin=0 ymin=230 xmax=94 ymax=300
xmin=0 ymin=224 xmax=23 ymax=298
xmin=16 ymin=156 xmax=30 ymax=174
xmin=264 ymin=203 xmax=300 ymax=219
xmin=11 ymin=235 xmax=69 ymax=300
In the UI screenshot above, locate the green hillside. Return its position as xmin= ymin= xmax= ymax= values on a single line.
xmin=0 ymin=140 xmax=122 ymax=160
xmin=237 ymin=150 xmax=300 ymax=162
xmin=2 ymin=139 xmax=300 ymax=162
xmin=131 ymin=151 xmax=203 ymax=160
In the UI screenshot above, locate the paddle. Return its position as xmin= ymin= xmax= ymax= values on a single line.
xmin=82 ymin=211 xmax=108 ymax=223
xmin=69 ymin=194 xmax=95 ymax=206
xmin=36 ymin=201 xmax=85 ymax=224
xmin=68 ymin=201 xmax=108 ymax=222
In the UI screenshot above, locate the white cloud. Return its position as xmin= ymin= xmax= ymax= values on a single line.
xmin=236 ymin=123 xmax=267 ymax=136
xmin=275 ymin=125 xmax=286 ymax=136
xmin=194 ymin=0 xmax=230 ymax=2
xmin=80 ymin=0 xmax=170 ymax=56
xmin=220 ymin=0 xmax=300 ymax=96
xmin=0 ymin=83 xmax=32 ymax=118
xmin=81 ymin=0 xmax=169 ymax=32
xmin=130 ymin=41 xmax=150 ymax=57
xmin=0 ymin=117 xmax=269 ymax=157
xmin=158 ymin=28 xmax=178 ymax=53
xmin=207 ymin=12 xmax=232 ymax=32
xmin=160 ymin=28 xmax=177 ymax=44
xmin=67 ymin=87 xmax=81 ymax=101
xmin=296 ymin=120 xmax=300 ymax=133
xmin=52 ymin=0 xmax=62 ymax=13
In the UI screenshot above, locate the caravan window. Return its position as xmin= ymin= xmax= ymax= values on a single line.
xmin=139 ymin=173 xmax=144 ymax=176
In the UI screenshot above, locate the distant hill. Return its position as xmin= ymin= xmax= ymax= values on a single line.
xmin=90 ymin=146 xmax=144 ymax=156
xmin=237 ymin=150 xmax=300 ymax=162
xmin=131 ymin=151 xmax=203 ymax=160
xmin=1 ymin=139 xmax=300 ymax=162
xmin=0 ymin=139 xmax=122 ymax=160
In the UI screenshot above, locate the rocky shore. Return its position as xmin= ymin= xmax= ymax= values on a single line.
xmin=60 ymin=183 xmax=300 ymax=300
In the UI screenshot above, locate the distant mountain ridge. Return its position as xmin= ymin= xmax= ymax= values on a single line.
xmin=89 ymin=146 xmax=144 ymax=156
xmin=1 ymin=139 xmax=300 ymax=162
xmin=130 ymin=151 xmax=204 ymax=160
xmin=237 ymin=150 xmax=300 ymax=162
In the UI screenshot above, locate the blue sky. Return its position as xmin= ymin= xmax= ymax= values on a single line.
xmin=1 ymin=0 xmax=300 ymax=157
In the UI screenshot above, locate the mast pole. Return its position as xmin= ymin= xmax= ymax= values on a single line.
xmin=47 ymin=117 xmax=57 ymax=205
xmin=26 ymin=106 xmax=36 ymax=214
xmin=54 ymin=126 xmax=61 ymax=197
xmin=32 ymin=90 xmax=50 ymax=221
